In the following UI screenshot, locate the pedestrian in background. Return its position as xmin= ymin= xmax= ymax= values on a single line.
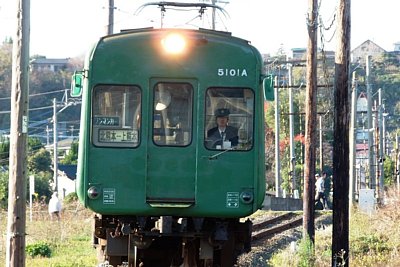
xmin=48 ymin=192 xmax=62 ymax=220
xmin=315 ymin=173 xmax=328 ymax=210
xmin=323 ymin=172 xmax=332 ymax=209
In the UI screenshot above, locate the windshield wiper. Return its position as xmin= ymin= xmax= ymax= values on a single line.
xmin=208 ymin=148 xmax=232 ymax=160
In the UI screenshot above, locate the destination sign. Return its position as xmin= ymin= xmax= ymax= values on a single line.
xmin=98 ymin=129 xmax=138 ymax=143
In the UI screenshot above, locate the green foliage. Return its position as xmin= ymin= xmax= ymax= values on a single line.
xmin=60 ymin=141 xmax=78 ymax=165
xmin=26 ymin=241 xmax=52 ymax=258
xmin=383 ymin=157 xmax=395 ymax=186
xmin=63 ymin=192 xmax=78 ymax=204
xmin=28 ymin=137 xmax=44 ymax=152
xmin=0 ymin=137 xmax=10 ymax=166
xmin=352 ymin=234 xmax=389 ymax=255
xmin=28 ymin=148 xmax=52 ymax=173
xmin=31 ymin=171 xmax=52 ymax=200
xmin=297 ymin=235 xmax=315 ymax=267
xmin=0 ymin=171 xmax=8 ymax=208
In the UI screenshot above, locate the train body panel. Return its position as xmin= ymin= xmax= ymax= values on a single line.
xmin=72 ymin=24 xmax=271 ymax=266
xmin=76 ymin=28 xmax=266 ymax=218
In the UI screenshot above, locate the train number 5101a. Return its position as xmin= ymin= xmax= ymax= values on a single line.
xmin=217 ymin=68 xmax=248 ymax=77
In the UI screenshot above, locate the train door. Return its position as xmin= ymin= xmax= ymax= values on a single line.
xmin=146 ymin=80 xmax=196 ymax=206
xmin=198 ymin=87 xmax=256 ymax=213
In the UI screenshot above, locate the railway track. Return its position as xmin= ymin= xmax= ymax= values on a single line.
xmin=251 ymin=211 xmax=328 ymax=241
xmin=252 ymin=212 xmax=302 ymax=241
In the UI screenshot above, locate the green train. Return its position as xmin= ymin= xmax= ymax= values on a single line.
xmin=71 ymin=14 xmax=273 ymax=267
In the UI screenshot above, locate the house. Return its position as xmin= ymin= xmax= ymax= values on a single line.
xmin=30 ymin=57 xmax=70 ymax=72
xmin=57 ymin=164 xmax=77 ymax=198
xmin=290 ymin=48 xmax=307 ymax=60
xmin=394 ymin=42 xmax=400 ymax=52
xmin=351 ymin=40 xmax=386 ymax=64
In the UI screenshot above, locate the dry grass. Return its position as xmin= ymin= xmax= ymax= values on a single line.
xmin=270 ymin=187 xmax=400 ymax=266
xmin=0 ymin=202 xmax=97 ymax=266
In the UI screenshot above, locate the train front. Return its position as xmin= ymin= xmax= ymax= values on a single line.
xmin=71 ymin=27 xmax=273 ymax=266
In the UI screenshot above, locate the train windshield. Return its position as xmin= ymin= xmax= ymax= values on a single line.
xmin=205 ymin=88 xmax=254 ymax=150
xmin=152 ymin=82 xmax=193 ymax=146
xmin=92 ymin=85 xmax=141 ymax=147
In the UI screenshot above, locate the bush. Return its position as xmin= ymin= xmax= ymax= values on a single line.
xmin=352 ymin=234 xmax=389 ymax=255
xmin=26 ymin=241 xmax=52 ymax=258
xmin=63 ymin=192 xmax=78 ymax=204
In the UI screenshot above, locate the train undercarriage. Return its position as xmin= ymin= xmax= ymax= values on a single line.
xmin=93 ymin=214 xmax=252 ymax=267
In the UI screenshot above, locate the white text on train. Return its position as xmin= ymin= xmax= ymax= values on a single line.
xmin=217 ymin=68 xmax=248 ymax=77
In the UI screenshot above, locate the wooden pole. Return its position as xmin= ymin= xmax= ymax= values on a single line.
xmin=332 ymin=0 xmax=351 ymax=266
xmin=303 ymin=0 xmax=318 ymax=245
xmin=106 ymin=0 xmax=114 ymax=35
xmin=6 ymin=0 xmax=30 ymax=266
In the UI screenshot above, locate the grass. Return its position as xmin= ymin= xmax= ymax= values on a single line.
xmin=0 ymin=202 xmax=97 ymax=267
xmin=269 ymin=187 xmax=400 ymax=266
xmin=3 ymin=190 xmax=400 ymax=266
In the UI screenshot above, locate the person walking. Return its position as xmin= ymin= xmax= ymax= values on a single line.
xmin=48 ymin=192 xmax=62 ymax=220
xmin=315 ymin=173 xmax=328 ymax=210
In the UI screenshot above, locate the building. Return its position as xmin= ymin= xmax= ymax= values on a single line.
xmin=290 ymin=48 xmax=307 ymax=60
xmin=30 ymin=57 xmax=70 ymax=72
xmin=351 ymin=40 xmax=386 ymax=64
xmin=394 ymin=42 xmax=400 ymax=52
xmin=57 ymin=164 xmax=77 ymax=198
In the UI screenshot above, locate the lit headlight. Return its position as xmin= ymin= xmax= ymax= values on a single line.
xmin=161 ymin=33 xmax=186 ymax=55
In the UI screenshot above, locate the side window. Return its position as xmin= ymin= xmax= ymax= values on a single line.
xmin=92 ymin=85 xmax=141 ymax=147
xmin=153 ymin=82 xmax=193 ymax=146
xmin=205 ymin=88 xmax=254 ymax=150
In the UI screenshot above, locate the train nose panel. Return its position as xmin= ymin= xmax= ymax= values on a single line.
xmin=145 ymin=150 xmax=196 ymax=207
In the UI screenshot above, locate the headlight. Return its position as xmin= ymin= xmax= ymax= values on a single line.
xmin=161 ymin=33 xmax=186 ymax=55
xmin=87 ymin=186 xmax=100 ymax=199
xmin=240 ymin=191 xmax=254 ymax=204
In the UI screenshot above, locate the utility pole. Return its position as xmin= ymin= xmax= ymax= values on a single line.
xmin=303 ymin=0 xmax=318 ymax=245
xmin=332 ymin=0 xmax=350 ymax=266
xmin=106 ymin=0 xmax=114 ymax=35
xmin=349 ymin=71 xmax=358 ymax=207
xmin=6 ymin=0 xmax=30 ymax=266
xmin=319 ymin=115 xmax=323 ymax=172
xmin=378 ymin=88 xmax=384 ymax=200
xmin=366 ymin=55 xmax=375 ymax=189
xmin=396 ymin=134 xmax=400 ymax=193
xmin=288 ymin=64 xmax=297 ymax=195
xmin=53 ymin=98 xmax=58 ymax=194
xmin=274 ymin=76 xmax=282 ymax=197
xmin=211 ymin=0 xmax=216 ymax=30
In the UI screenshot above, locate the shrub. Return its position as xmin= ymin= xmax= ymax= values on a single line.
xmin=26 ymin=241 xmax=52 ymax=258
xmin=63 ymin=192 xmax=78 ymax=204
xmin=297 ymin=235 xmax=315 ymax=267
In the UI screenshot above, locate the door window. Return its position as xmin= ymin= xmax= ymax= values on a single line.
xmin=153 ymin=82 xmax=193 ymax=146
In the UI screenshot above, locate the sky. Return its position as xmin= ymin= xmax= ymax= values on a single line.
xmin=0 ymin=0 xmax=399 ymax=58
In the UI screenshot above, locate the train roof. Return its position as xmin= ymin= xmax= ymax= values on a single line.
xmin=99 ymin=27 xmax=252 ymax=47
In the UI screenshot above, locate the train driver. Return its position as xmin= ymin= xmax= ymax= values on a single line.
xmin=207 ymin=108 xmax=239 ymax=149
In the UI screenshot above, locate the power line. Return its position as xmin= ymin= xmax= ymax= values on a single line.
xmin=0 ymin=88 xmax=69 ymax=101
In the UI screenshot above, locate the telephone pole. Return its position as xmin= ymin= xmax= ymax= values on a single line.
xmin=6 ymin=0 xmax=30 ymax=266
xmin=274 ymin=76 xmax=282 ymax=197
xmin=332 ymin=0 xmax=351 ymax=266
xmin=53 ymin=98 xmax=58 ymax=193
xmin=105 ymin=0 xmax=114 ymax=35
xmin=303 ymin=0 xmax=318 ymax=245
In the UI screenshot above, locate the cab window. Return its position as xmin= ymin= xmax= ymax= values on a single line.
xmin=92 ymin=85 xmax=141 ymax=147
xmin=153 ymin=82 xmax=193 ymax=146
xmin=204 ymin=88 xmax=254 ymax=150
